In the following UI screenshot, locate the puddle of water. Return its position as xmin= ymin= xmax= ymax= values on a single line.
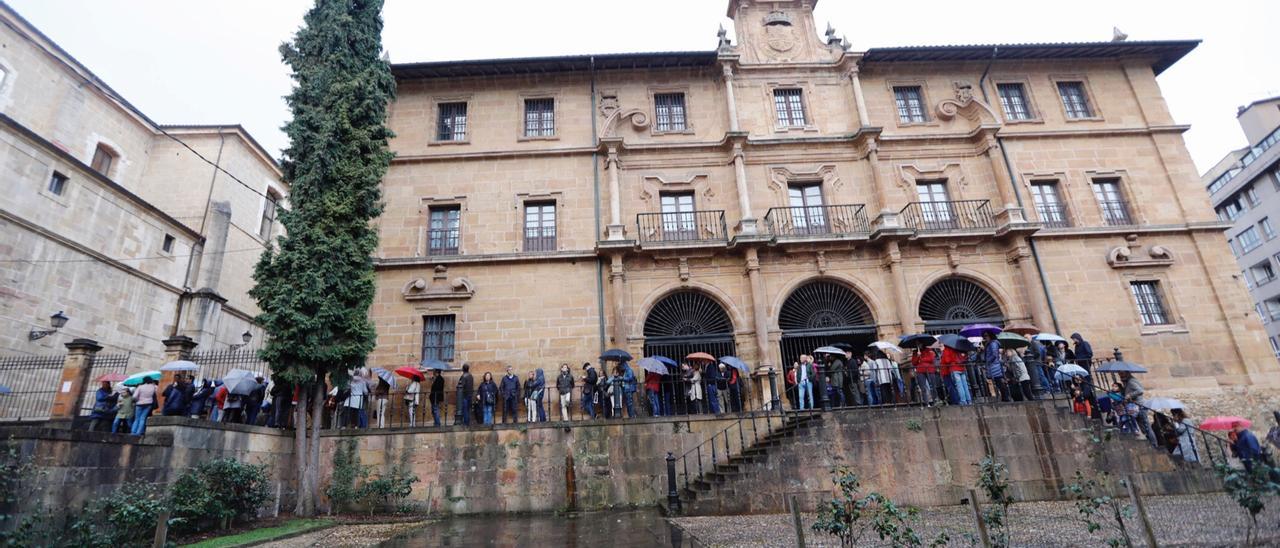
xmin=380 ymin=508 xmax=696 ymax=547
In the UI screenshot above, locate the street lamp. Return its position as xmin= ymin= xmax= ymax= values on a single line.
xmin=230 ymin=330 xmax=252 ymax=350
xmin=28 ymin=311 xmax=68 ymax=341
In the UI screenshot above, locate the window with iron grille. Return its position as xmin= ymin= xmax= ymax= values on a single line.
xmin=1239 ymin=225 xmax=1263 ymax=254
xmin=1091 ymin=179 xmax=1131 ymax=225
xmin=997 ymin=83 xmax=1033 ymax=120
xmin=47 ymin=171 xmax=68 ymax=195
xmin=1057 ymin=81 xmax=1093 ymax=118
xmin=421 ymin=314 xmax=456 ymax=362
xmin=893 ymin=86 xmax=927 ymax=123
xmin=654 ymin=92 xmax=687 ymax=132
xmin=1029 ymin=181 xmax=1069 ymax=227
xmin=427 ymin=206 xmax=461 ymax=256
xmin=523 ymin=202 xmax=556 ymax=252
xmin=260 ymin=190 xmax=279 ymax=239
xmin=773 ymin=88 xmax=807 ymax=127
xmin=1129 ymin=281 xmax=1170 ymax=326
xmin=436 ymin=102 xmax=468 ymax=141
xmin=90 ymin=143 xmax=116 ymax=176
xmin=523 ymin=98 xmax=555 ymax=137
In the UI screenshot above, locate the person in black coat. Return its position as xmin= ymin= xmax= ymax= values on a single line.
xmin=189 ymin=379 xmax=212 ymax=419
xmin=162 ymin=376 xmax=194 ymax=417
xmin=582 ymin=362 xmax=599 ymax=419
xmin=1071 ymin=332 xmax=1094 ymax=371
xmin=499 ymin=366 xmax=521 ymax=423
xmin=429 ymin=369 xmax=445 ymax=427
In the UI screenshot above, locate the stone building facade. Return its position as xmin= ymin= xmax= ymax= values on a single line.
xmin=0 ymin=3 xmax=285 ymax=364
xmin=372 ymin=0 xmax=1276 ymax=397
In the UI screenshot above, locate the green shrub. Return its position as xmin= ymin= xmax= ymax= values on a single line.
xmin=170 ymin=458 xmax=271 ymax=534
xmin=326 ymin=440 xmax=419 ymax=515
xmin=65 ymin=482 xmax=169 ymax=548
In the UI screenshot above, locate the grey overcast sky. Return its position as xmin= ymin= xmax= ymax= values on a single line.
xmin=9 ymin=0 xmax=1279 ymax=174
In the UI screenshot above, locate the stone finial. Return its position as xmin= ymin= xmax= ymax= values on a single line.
xmin=841 ymin=36 xmax=851 ymax=51
xmin=825 ymin=23 xmax=841 ymax=46
xmin=1112 ymin=27 xmax=1128 ymax=42
xmin=717 ymin=25 xmax=731 ymax=49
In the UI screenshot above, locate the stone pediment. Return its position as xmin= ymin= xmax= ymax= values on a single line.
xmin=403 ymin=265 xmax=475 ymax=301
xmin=1107 ymin=235 xmax=1175 ymax=269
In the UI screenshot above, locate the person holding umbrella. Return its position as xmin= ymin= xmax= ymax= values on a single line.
xmin=683 ymin=362 xmax=704 ymax=414
xmin=938 ymin=337 xmax=971 ymax=405
xmin=1230 ymin=420 xmax=1266 ymax=472
xmin=910 ymin=344 xmax=939 ymax=406
xmin=1119 ymin=371 xmax=1156 ymax=446
xmin=87 ymin=380 xmax=118 ymax=432
xmin=500 ymin=366 xmax=521 ymax=424
xmin=582 ymin=362 xmax=599 ymax=419
xmin=980 ymin=332 xmax=1010 ymax=402
xmin=129 ymin=377 xmax=159 ymax=435
xmin=403 ymin=374 xmax=421 ymax=428
xmin=112 ymin=385 xmax=134 ymax=434
xmin=826 ymin=352 xmax=846 ymax=408
xmin=429 ymin=369 xmax=445 ymax=427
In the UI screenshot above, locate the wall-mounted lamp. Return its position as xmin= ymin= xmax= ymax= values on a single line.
xmin=229 ymin=330 xmax=252 ymax=350
xmin=28 ymin=311 xmax=69 ymax=341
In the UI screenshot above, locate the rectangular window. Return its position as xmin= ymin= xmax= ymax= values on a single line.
xmin=654 ymin=92 xmax=687 ymax=132
xmin=436 ymin=102 xmax=468 ymax=141
xmin=1219 ymin=199 xmax=1244 ymax=221
xmin=427 ymin=206 xmax=461 ymax=256
xmin=787 ymin=183 xmax=827 ymax=234
xmin=47 ymin=171 xmax=68 ymax=195
xmin=523 ymin=202 xmax=556 ymax=252
xmin=773 ymin=88 xmax=807 ymax=127
xmin=1239 ymin=226 xmax=1263 ymax=254
xmin=1129 ymin=281 xmax=1170 ymax=326
xmin=1057 ymin=81 xmax=1093 ymax=118
xmin=1245 ymin=185 xmax=1262 ymax=207
xmin=893 ymin=86 xmax=927 ymax=123
xmin=1270 ymin=337 xmax=1280 ymax=358
xmin=162 ymin=234 xmax=174 ymax=253
xmin=90 ymin=144 xmax=115 ymax=176
xmin=259 ymin=192 xmax=279 ymax=239
xmin=1258 ymin=304 xmax=1267 ymax=323
xmin=421 ymin=314 xmax=456 ymax=362
xmin=660 ymin=192 xmax=696 ymax=238
xmin=996 ymin=83 xmax=1033 ymax=121
xmin=915 ymin=181 xmax=955 ymax=229
xmin=1267 ymin=299 xmax=1280 ymax=322
xmin=523 ymin=98 xmax=555 ymax=137
xmin=1263 ymin=217 xmax=1276 ymax=240
xmin=1029 ymin=181 xmax=1069 ymax=227
xmin=1245 ymin=269 xmax=1254 ymax=289
xmin=1252 ymin=260 xmax=1276 ymax=285
xmin=1092 ymin=179 xmax=1132 ymax=225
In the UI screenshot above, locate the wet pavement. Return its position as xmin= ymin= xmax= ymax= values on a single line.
xmin=380 ymin=509 xmax=699 ymax=547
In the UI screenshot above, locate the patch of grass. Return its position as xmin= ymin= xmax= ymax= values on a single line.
xmin=183 ymin=518 xmax=334 ymax=548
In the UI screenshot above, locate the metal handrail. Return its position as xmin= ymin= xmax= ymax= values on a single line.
xmin=899 ymin=200 xmax=995 ymax=232
xmin=636 ymin=210 xmax=727 ymax=243
xmin=764 ymin=204 xmax=869 ymax=237
xmin=1035 ymin=203 xmax=1072 ymax=228
xmin=1098 ymin=200 xmax=1134 ymax=226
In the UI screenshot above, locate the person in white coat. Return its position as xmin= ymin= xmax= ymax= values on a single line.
xmin=404 ymin=378 xmax=421 ymax=427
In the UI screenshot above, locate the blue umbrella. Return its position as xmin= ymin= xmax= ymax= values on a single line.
xmin=0 ymin=385 xmax=11 ymax=395
xmin=600 ymin=348 xmax=633 ymax=362
xmin=958 ymin=323 xmax=1002 ymax=338
xmin=420 ymin=358 xmax=452 ymax=370
xmin=899 ymin=334 xmax=937 ymax=348
xmin=1096 ymin=361 xmax=1147 ymax=374
xmin=370 ymin=367 xmax=398 ymax=388
xmin=636 ymin=357 xmax=669 ymax=375
xmin=937 ymin=334 xmax=976 ymax=353
xmin=719 ymin=356 xmax=750 ymax=374
xmin=652 ymin=356 xmax=678 ymax=368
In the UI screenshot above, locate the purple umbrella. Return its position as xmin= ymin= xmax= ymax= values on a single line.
xmin=958 ymin=323 xmax=1002 ymax=338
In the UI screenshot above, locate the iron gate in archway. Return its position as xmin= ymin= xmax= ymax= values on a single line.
xmin=918 ymin=277 xmax=1006 ymax=335
xmin=642 ymin=291 xmax=738 ymax=414
xmin=777 ymin=280 xmax=878 ymax=367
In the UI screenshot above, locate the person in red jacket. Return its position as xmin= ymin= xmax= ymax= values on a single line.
xmin=912 ymin=347 xmax=939 ymax=405
xmin=941 ymin=346 xmax=971 ymax=405
xmin=644 ymin=370 xmax=663 ymax=417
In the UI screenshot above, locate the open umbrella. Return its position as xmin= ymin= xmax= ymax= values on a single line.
xmin=1053 ymin=363 xmax=1089 ymax=382
xmin=1145 ymin=397 xmax=1186 ymax=412
xmin=600 ymin=349 xmax=633 ymax=362
xmin=958 ymin=323 xmax=1002 ymax=338
xmin=719 ymin=356 xmax=751 ymax=374
xmin=1033 ymin=333 xmax=1068 ymax=344
xmin=370 ymin=367 xmax=398 ymax=388
xmin=160 ymin=360 xmax=199 ymax=372
xmin=831 ymin=343 xmax=855 ymax=352
xmin=869 ymin=341 xmax=904 ymax=356
xmin=1003 ymin=323 xmax=1040 ymax=336
xmin=636 ymin=357 xmax=670 ymax=375
xmin=122 ymin=370 xmax=161 ymax=387
xmin=813 ymin=346 xmax=845 ymax=356
xmin=1096 ymin=361 xmax=1147 ymax=374
xmin=224 ymin=376 xmax=260 ymax=396
xmin=96 ymin=373 xmax=127 ymax=383
xmin=899 ymin=334 xmax=937 ymax=349
xmin=686 ymin=352 xmax=715 ymax=362
xmin=395 ymin=366 xmax=426 ymax=381
xmin=652 ymin=356 xmax=678 ymax=368
xmin=996 ymin=332 xmax=1030 ymax=349
xmin=1200 ymin=416 xmax=1250 ymax=431
xmin=937 ymin=334 xmax=975 ymax=353
xmin=420 ymin=358 xmax=452 ymax=371
xmin=224 ymin=368 xmax=256 ymax=380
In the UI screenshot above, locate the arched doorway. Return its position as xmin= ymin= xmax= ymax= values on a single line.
xmin=777 ymin=280 xmax=877 ymax=367
xmin=642 ymin=290 xmax=738 ymax=364
xmin=918 ymin=277 xmax=1005 ymax=335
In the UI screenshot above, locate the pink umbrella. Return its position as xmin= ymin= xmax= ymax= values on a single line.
xmin=1199 ymin=416 xmax=1250 ymax=431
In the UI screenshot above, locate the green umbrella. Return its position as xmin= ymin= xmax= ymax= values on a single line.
xmin=996 ymin=332 xmax=1030 ymax=349
xmin=122 ymin=370 xmax=161 ymax=387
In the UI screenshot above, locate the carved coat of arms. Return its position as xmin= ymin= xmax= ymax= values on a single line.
xmin=765 ymin=24 xmax=797 ymax=52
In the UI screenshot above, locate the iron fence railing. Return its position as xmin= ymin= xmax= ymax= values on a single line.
xmin=189 ymin=348 xmax=267 ymax=384
xmin=1099 ymin=200 xmax=1134 ymax=226
xmin=637 ymin=210 xmax=727 ymax=244
xmin=899 ymin=200 xmax=995 ymax=232
xmin=426 ymin=228 xmax=460 ymax=256
xmin=0 ymin=354 xmax=64 ymax=421
xmin=523 ymin=229 xmax=556 ymax=252
xmin=78 ymin=352 xmax=130 ymax=415
xmin=1035 ymin=203 xmax=1072 ymax=228
xmin=764 ymin=204 xmax=869 ymax=238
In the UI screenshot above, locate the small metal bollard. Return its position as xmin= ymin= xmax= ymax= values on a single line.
xmin=666 ymin=451 xmax=682 ymax=513
xmin=767 ymin=367 xmax=780 ymax=411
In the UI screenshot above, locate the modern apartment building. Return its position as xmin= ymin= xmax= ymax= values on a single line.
xmin=1203 ymin=95 xmax=1280 ymax=360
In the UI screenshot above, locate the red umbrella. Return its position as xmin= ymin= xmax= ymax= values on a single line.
xmin=394 ymin=366 xmax=425 ymax=382
xmin=1199 ymin=416 xmax=1250 ymax=431
xmin=96 ymin=373 xmax=127 ymax=383
xmin=686 ymin=352 xmax=715 ymax=362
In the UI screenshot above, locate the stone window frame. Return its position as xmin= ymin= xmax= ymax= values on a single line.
xmin=1085 ymin=170 xmax=1141 ymax=225
xmin=1118 ymin=272 xmax=1188 ymax=335
xmin=987 ymin=76 xmax=1043 ymax=124
xmin=0 ymin=56 xmax=16 ymax=111
xmin=429 ymin=94 xmax=474 ymax=146
xmin=884 ymin=79 xmax=938 ymax=128
xmin=1021 ymin=172 xmax=1076 ymax=227
xmin=764 ymin=81 xmax=819 ymax=134
xmin=38 ymin=164 xmax=71 ymax=208
xmin=161 ymin=233 xmax=176 ymax=255
xmin=647 ymin=86 xmax=695 ymax=136
xmin=253 ymin=181 xmax=288 ymax=244
xmin=1048 ymin=74 xmax=1104 ymax=122
xmin=514 ymin=191 xmax=564 ymax=253
xmin=517 ymin=90 xmax=562 ymax=142
xmin=418 ymin=195 xmax=468 ymax=257
xmin=86 ymin=140 xmax=122 ymax=181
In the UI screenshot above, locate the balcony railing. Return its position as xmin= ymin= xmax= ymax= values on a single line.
xmin=764 ymin=204 xmax=869 ymax=238
xmin=898 ymin=200 xmax=995 ymax=232
xmin=523 ymin=228 xmax=556 ymax=252
xmin=426 ymin=228 xmax=459 ymax=256
xmin=1035 ymin=204 xmax=1072 ymax=228
xmin=637 ymin=210 xmax=727 ymax=244
xmin=1098 ymin=200 xmax=1134 ymax=226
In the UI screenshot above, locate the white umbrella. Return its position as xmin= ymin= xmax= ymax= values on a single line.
xmin=1033 ymin=333 xmax=1068 ymax=343
xmin=1054 ymin=363 xmax=1089 ymax=382
xmin=159 ymin=360 xmax=199 ymax=372
xmin=870 ymin=341 xmax=904 ymax=355
xmin=224 ymin=369 xmax=256 ymax=380
xmin=1146 ymin=397 xmax=1186 ymax=411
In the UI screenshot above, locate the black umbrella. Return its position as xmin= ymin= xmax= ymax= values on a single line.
xmin=937 ymin=334 xmax=976 ymax=353
xmin=899 ymin=334 xmax=937 ymax=349
xmin=600 ymin=348 xmax=633 ymax=362
xmin=831 ymin=343 xmax=855 ymax=352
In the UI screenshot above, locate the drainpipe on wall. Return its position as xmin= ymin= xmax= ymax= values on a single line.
xmin=590 ymin=56 xmax=607 ymax=353
xmin=978 ymin=47 xmax=1063 ymax=334
xmin=171 ymin=131 xmax=228 ymax=337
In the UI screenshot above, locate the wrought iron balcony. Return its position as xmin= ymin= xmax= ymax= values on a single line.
xmin=1098 ymin=200 xmax=1134 ymax=226
xmin=764 ymin=204 xmax=869 ymax=238
xmin=898 ymin=200 xmax=995 ymax=232
xmin=636 ymin=210 xmax=728 ymax=244
xmin=1035 ymin=204 xmax=1072 ymax=228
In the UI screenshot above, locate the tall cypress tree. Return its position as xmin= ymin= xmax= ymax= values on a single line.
xmin=250 ymin=0 xmax=394 ymax=516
